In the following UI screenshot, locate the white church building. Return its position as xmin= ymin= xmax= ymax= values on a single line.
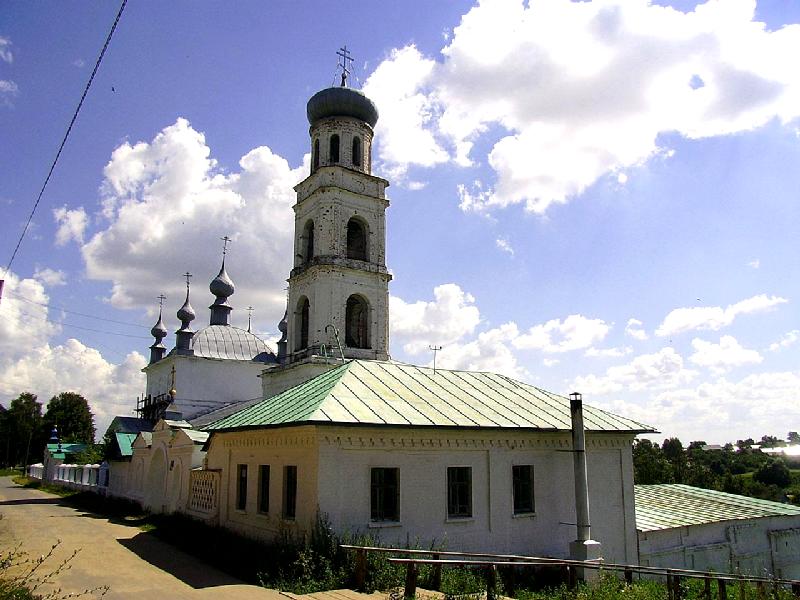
xmin=101 ymin=71 xmax=657 ymax=567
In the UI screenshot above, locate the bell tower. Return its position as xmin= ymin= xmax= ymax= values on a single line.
xmin=286 ymin=57 xmax=391 ymax=362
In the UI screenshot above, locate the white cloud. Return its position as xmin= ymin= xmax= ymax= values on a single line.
xmin=543 ymin=358 xmax=559 ymax=367
xmin=769 ymin=330 xmax=800 ymax=352
xmin=436 ymin=322 xmax=526 ymax=378
xmin=585 ymin=346 xmax=633 ymax=358
xmin=656 ymin=294 xmax=787 ymax=336
xmin=367 ymin=0 xmax=800 ymax=213
xmin=76 ymin=118 xmax=303 ymax=334
xmin=689 ymin=335 xmax=762 ymax=373
xmin=572 ymin=347 xmax=697 ymax=395
xmin=33 ymin=267 xmax=67 ymax=287
xmin=390 ymin=283 xmax=480 ymax=354
xmin=406 ymin=181 xmax=427 ymax=191
xmin=362 ymin=45 xmax=448 ymax=179
xmin=495 ymin=237 xmax=514 ymax=256
xmin=625 ymin=318 xmax=648 ymax=340
xmin=747 ymin=258 xmax=760 ymax=269
xmin=513 ymin=314 xmax=610 ymax=353
xmin=0 ymin=80 xmax=18 ymax=106
xmin=0 ymin=272 xmax=61 ymax=360
xmin=72 ymin=58 xmax=85 ymax=68
xmin=0 ymin=37 xmax=12 ymax=63
xmin=53 ymin=206 xmax=88 ymax=245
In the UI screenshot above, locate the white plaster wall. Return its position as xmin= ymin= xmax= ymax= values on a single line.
xmin=638 ymin=516 xmax=800 ymax=577
xmin=144 ymin=355 xmax=264 ymax=420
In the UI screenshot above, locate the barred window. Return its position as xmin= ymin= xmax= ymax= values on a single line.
xmin=447 ymin=466 xmax=472 ymax=518
xmin=512 ymin=465 xmax=535 ymax=514
xmin=370 ymin=467 xmax=399 ymax=522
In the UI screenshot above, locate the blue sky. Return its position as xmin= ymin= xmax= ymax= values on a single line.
xmin=1 ymin=0 xmax=799 ymax=443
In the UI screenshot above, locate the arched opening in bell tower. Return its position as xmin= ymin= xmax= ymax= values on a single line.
xmin=312 ymin=139 xmax=320 ymax=173
xmin=329 ymin=134 xmax=340 ymax=163
xmin=295 ymin=297 xmax=310 ymax=351
xmin=302 ymin=220 xmax=315 ymax=264
xmin=346 ymin=218 xmax=368 ymax=261
xmin=345 ymin=295 xmax=370 ymax=349
xmin=352 ymin=136 xmax=362 ymax=168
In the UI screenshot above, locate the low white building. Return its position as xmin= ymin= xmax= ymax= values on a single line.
xmin=636 ymin=484 xmax=800 ymax=578
xmin=198 ymin=359 xmax=651 ymax=564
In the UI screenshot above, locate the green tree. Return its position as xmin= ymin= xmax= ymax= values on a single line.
xmin=43 ymin=392 xmax=96 ymax=444
xmin=788 ymin=431 xmax=800 ymax=444
xmin=759 ymin=435 xmax=781 ymax=448
xmin=661 ymin=437 xmax=688 ymax=483
xmin=633 ymin=439 xmax=673 ymax=484
xmin=5 ymin=393 xmax=43 ymax=467
xmin=754 ymin=458 xmax=791 ymax=487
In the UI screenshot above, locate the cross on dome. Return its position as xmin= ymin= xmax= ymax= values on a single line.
xmin=336 ymin=45 xmax=353 ymax=87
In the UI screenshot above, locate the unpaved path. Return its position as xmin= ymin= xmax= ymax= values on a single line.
xmin=0 ymin=476 xmax=285 ymax=599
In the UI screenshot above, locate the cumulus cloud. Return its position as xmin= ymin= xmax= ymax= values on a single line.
xmin=33 ymin=267 xmax=67 ymax=287
xmin=572 ymin=347 xmax=697 ymax=395
xmin=390 ymin=283 xmax=480 ymax=354
xmin=656 ymin=294 xmax=787 ymax=336
xmin=0 ymin=37 xmax=12 ymax=63
xmin=0 ymin=80 xmax=18 ymax=106
xmin=0 ymin=272 xmax=60 ymax=359
xmin=368 ymin=0 xmax=800 ymax=213
xmin=585 ymin=346 xmax=633 ymax=358
xmin=495 ymin=237 xmax=514 ymax=256
xmin=436 ymin=322 xmax=526 ymax=378
xmin=53 ymin=206 xmax=88 ymax=245
xmin=689 ymin=335 xmax=762 ymax=373
xmin=513 ymin=314 xmax=610 ymax=353
xmin=77 ymin=118 xmax=304 ymax=333
xmin=625 ymin=318 xmax=648 ymax=340
xmin=769 ymin=329 xmax=800 ymax=352
xmin=747 ymin=258 xmax=760 ymax=269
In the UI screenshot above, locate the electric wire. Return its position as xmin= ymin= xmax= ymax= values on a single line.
xmin=3 ymin=290 xmax=150 ymax=329
xmin=2 ymin=0 xmax=128 ymax=277
xmin=14 ymin=307 xmax=152 ymax=340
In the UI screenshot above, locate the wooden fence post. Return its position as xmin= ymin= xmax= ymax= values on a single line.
xmin=404 ymin=561 xmax=418 ymax=600
xmin=431 ymin=554 xmax=442 ymax=591
xmin=757 ymin=581 xmax=766 ymax=600
xmin=718 ymin=578 xmax=727 ymax=600
xmin=625 ymin=568 xmax=633 ymax=585
xmin=792 ymin=583 xmax=800 ymax=598
xmin=486 ymin=565 xmax=498 ymax=600
xmin=739 ymin=580 xmax=747 ymax=600
xmin=667 ymin=573 xmax=675 ymax=600
xmin=674 ymin=575 xmax=683 ymax=600
xmin=567 ymin=565 xmax=577 ymax=590
xmin=355 ymin=548 xmax=367 ymax=591
xmin=703 ymin=577 xmax=711 ymax=600
xmin=505 ymin=564 xmax=516 ymax=597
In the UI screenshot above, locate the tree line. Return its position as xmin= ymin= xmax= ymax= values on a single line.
xmin=0 ymin=391 xmax=96 ymax=468
xmin=633 ymin=435 xmax=800 ymax=504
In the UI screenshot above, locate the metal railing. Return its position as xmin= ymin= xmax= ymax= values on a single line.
xmin=340 ymin=544 xmax=800 ymax=600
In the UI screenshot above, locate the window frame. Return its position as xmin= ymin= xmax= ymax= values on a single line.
xmin=370 ymin=467 xmax=400 ymax=523
xmin=512 ymin=464 xmax=535 ymax=515
xmin=283 ymin=465 xmax=297 ymax=520
xmin=258 ymin=464 xmax=270 ymax=514
xmin=446 ymin=466 xmax=472 ymax=519
xmin=236 ymin=463 xmax=248 ymax=511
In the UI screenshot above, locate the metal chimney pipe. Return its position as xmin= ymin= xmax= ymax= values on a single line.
xmin=570 ymin=392 xmax=591 ymax=542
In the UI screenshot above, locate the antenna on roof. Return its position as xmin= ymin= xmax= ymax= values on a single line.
xmin=336 ymin=45 xmax=353 ymax=87
xmin=246 ymin=306 xmax=254 ymax=332
xmin=429 ymin=345 xmax=442 ymax=375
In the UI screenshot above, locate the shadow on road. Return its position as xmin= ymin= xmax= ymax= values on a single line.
xmin=0 ymin=497 xmax=62 ymax=506
xmin=118 ymin=532 xmax=245 ymax=589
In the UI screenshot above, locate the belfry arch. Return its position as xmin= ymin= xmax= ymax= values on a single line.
xmin=295 ymin=297 xmax=310 ymax=351
xmin=346 ymin=218 xmax=368 ymax=261
xmin=345 ymin=294 xmax=370 ymax=349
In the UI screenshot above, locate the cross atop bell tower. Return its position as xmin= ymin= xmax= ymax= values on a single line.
xmin=285 ymin=60 xmax=391 ymax=363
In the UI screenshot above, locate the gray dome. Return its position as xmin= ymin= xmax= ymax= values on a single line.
xmin=192 ymin=325 xmax=276 ymax=362
xmin=177 ymin=296 xmax=196 ymax=323
xmin=307 ymin=87 xmax=378 ymax=128
xmin=151 ymin=312 xmax=168 ymax=339
xmin=210 ymin=264 xmax=235 ymax=299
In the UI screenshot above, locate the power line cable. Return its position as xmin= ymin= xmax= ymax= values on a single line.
xmin=2 ymin=0 xmax=128 ymax=278
xmin=4 ymin=290 xmax=151 ymax=329
xmin=14 ymin=307 xmax=152 ymax=340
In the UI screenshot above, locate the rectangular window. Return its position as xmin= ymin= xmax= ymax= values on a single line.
xmin=236 ymin=464 xmax=248 ymax=511
xmin=283 ymin=465 xmax=297 ymax=519
xmin=258 ymin=465 xmax=270 ymax=514
xmin=512 ymin=465 xmax=535 ymax=514
xmin=370 ymin=467 xmax=400 ymax=522
xmin=447 ymin=466 xmax=472 ymax=518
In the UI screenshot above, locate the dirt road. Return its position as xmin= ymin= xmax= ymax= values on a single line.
xmin=0 ymin=476 xmax=284 ymax=599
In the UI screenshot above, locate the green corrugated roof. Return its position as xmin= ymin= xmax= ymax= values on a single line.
xmin=46 ymin=443 xmax=87 ymax=454
xmin=635 ymin=484 xmax=800 ymax=531
xmin=206 ymin=360 xmax=654 ymax=433
xmin=114 ymin=432 xmax=138 ymax=457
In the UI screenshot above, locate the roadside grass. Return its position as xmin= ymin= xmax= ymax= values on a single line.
xmin=11 ymin=476 xmax=79 ymax=498
xmin=0 ymin=468 xmax=25 ymax=477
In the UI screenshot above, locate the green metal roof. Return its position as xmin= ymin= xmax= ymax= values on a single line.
xmin=206 ymin=360 xmax=654 ymax=433
xmin=46 ymin=443 xmax=87 ymax=454
xmin=114 ymin=432 xmax=138 ymax=457
xmin=635 ymin=484 xmax=800 ymax=532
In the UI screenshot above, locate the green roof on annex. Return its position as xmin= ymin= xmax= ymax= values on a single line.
xmin=635 ymin=484 xmax=800 ymax=532
xmin=205 ymin=359 xmax=654 ymax=433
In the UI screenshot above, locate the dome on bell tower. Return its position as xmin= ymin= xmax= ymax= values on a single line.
xmin=307 ymin=86 xmax=378 ymax=128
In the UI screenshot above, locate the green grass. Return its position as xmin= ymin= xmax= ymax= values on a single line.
xmin=11 ymin=476 xmax=79 ymax=498
xmin=0 ymin=468 xmax=25 ymax=477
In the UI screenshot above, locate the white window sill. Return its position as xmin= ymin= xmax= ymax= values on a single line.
xmin=512 ymin=512 xmax=536 ymax=519
xmin=369 ymin=520 xmax=402 ymax=529
xmin=445 ymin=516 xmax=474 ymax=524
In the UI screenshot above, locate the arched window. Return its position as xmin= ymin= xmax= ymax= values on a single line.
xmin=295 ymin=297 xmax=309 ymax=351
xmin=302 ymin=220 xmax=314 ymax=264
xmin=346 ymin=295 xmax=370 ymax=349
xmin=352 ymin=136 xmax=362 ymax=168
xmin=312 ymin=139 xmax=320 ymax=173
xmin=346 ymin=218 xmax=367 ymax=261
xmin=329 ymin=134 xmax=340 ymax=163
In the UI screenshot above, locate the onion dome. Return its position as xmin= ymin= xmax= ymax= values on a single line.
xmin=278 ymin=309 xmax=288 ymax=337
xmin=174 ymin=278 xmax=196 ymax=355
xmin=210 ymin=262 xmax=235 ymax=298
xmin=277 ymin=308 xmax=288 ymax=364
xmin=307 ymin=86 xmax=379 ymax=128
xmin=149 ymin=304 xmax=168 ymax=364
xmin=177 ymin=292 xmax=196 ymax=325
xmin=209 ymin=258 xmax=234 ymax=326
xmin=151 ymin=310 xmax=168 ymax=340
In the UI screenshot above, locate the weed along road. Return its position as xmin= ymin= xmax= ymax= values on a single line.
xmin=0 ymin=476 xmax=284 ymax=599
